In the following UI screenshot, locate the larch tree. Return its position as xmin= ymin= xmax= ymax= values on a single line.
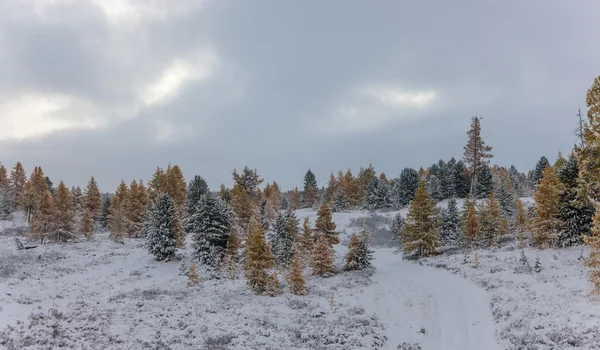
xmin=532 ymin=166 xmax=561 ymax=248
xmin=463 ymin=116 xmax=493 ymax=197
xmin=290 ymin=187 xmax=301 ymax=210
xmin=109 ymin=180 xmax=129 ymax=242
xmin=324 ymin=172 xmax=338 ymax=203
xmin=83 ymin=176 xmax=101 ymax=222
xmin=286 ymin=254 xmax=307 ymax=295
xmin=30 ymin=190 xmax=56 ymax=241
xmin=401 ymin=181 xmax=441 ymax=258
xmin=55 ymin=182 xmax=75 ymax=233
xmin=123 ymin=180 xmax=150 ymax=238
xmin=233 ymin=166 xmax=263 ymax=201
xmin=230 ymin=184 xmax=255 ymax=228
xmin=0 ymin=164 xmax=10 ymax=219
xmin=463 ymin=198 xmax=479 ymax=248
xmin=244 ymin=217 xmax=275 ymax=293
xmin=189 ymin=193 xmax=232 ymax=276
xmin=310 ymin=233 xmax=335 ymax=277
xmin=148 ymin=167 xmax=168 ymax=201
xmin=585 ymin=203 xmax=600 ymax=295
xmin=342 ymin=169 xmax=362 ymax=207
xmin=315 ymin=201 xmax=340 ymax=245
xmin=478 ymin=193 xmax=502 ymax=248
xmin=166 ymin=164 xmax=187 ymax=208
xmin=344 ymin=227 xmax=373 ymax=271
xmin=21 ymin=166 xmax=48 ymax=222
xmin=298 ymin=217 xmax=314 ymax=259
xmin=578 ymin=76 xmax=600 ymax=200
xmin=144 ymin=194 xmax=180 ymax=261
xmin=80 ymin=209 xmax=94 ymax=240
xmin=554 ymin=151 xmax=566 ymax=171
xmin=514 ymin=199 xmax=529 ymax=248
xmin=9 ymin=162 xmax=27 ymax=210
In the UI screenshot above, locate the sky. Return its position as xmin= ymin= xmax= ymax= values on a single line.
xmin=1 ymin=0 xmax=599 ymax=192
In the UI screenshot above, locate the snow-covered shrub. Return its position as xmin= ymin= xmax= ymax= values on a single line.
xmin=348 ymin=213 xmax=396 ymax=247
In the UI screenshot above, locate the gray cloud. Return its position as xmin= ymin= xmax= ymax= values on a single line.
xmin=1 ymin=0 xmax=599 ymax=192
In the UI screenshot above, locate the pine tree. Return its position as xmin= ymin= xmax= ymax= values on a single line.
xmin=302 ymin=169 xmax=318 ymax=208
xmin=55 ymin=181 xmax=75 ymax=234
xmin=30 ymin=190 xmax=56 ymax=241
xmin=533 ymin=156 xmax=550 ymax=186
xmin=365 ymin=178 xmax=392 ymax=210
xmin=310 ymin=234 xmax=335 ymax=277
xmin=286 ymin=254 xmax=307 ymax=295
xmin=463 ymin=116 xmax=494 ymax=196
xmin=109 ymin=180 xmax=128 ymax=242
xmin=332 ymin=188 xmax=349 ymax=212
xmin=532 ymin=166 xmax=561 ymax=248
xmin=344 ymin=227 xmax=373 ymax=270
xmin=514 ymin=199 xmax=529 ymax=248
xmin=80 ymin=208 xmax=94 ymax=240
xmin=440 ymin=198 xmax=460 ymax=245
xmin=9 ymin=162 xmax=27 ymax=210
xmin=188 ymin=193 xmax=232 ymax=275
xmin=99 ymin=197 xmax=111 ymax=229
xmin=315 ymin=201 xmax=339 ymax=245
xmin=83 ymin=176 xmax=101 ymax=222
xmin=474 ymin=165 xmax=493 ymax=199
xmin=401 ymin=181 xmax=441 ymax=257
xmin=244 ymin=218 xmax=275 ymax=293
xmin=585 ymin=203 xmax=600 ymax=295
xmin=478 ymin=193 xmax=502 ymax=248
xmin=463 ymin=198 xmax=480 ymax=248
xmin=558 ymin=154 xmax=594 ymax=246
xmin=391 ymin=168 xmax=420 ymax=209
xmin=144 ymin=194 xmax=179 ymax=261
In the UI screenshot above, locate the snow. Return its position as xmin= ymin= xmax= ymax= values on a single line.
xmin=1 ymin=205 xmax=598 ymax=349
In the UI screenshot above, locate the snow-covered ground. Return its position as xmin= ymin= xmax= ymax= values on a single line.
xmin=0 ymin=206 xmax=597 ymax=349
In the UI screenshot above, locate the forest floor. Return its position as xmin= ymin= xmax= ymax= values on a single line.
xmin=0 ymin=206 xmax=598 ymax=349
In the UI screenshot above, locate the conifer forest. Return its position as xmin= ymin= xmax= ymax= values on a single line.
xmin=1 ymin=2 xmax=600 ymax=349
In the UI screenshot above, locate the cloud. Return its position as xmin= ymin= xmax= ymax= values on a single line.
xmin=359 ymin=86 xmax=437 ymax=110
xmin=90 ymin=0 xmax=207 ymax=26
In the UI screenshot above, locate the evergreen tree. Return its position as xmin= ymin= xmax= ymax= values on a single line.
xmin=286 ymin=254 xmax=307 ymax=295
xmin=269 ymin=210 xmax=298 ymax=267
xmin=453 ymin=160 xmax=471 ymax=198
xmin=392 ymin=168 xmax=420 ymax=209
xmin=478 ymin=193 xmax=502 ymax=248
xmin=187 ymin=176 xmax=209 ymax=215
xmin=99 ymin=197 xmax=111 ymax=229
xmin=315 ymin=201 xmax=340 ymax=245
xmin=557 ymin=154 xmax=594 ymax=246
xmin=440 ymin=198 xmax=460 ymax=245
xmin=390 ymin=213 xmax=404 ymax=236
xmin=218 ymin=184 xmax=231 ymax=204
xmin=83 ymin=176 xmax=101 ymax=222
xmin=230 ymin=184 xmax=255 ymax=227
xmin=474 ymin=164 xmax=493 ymax=199
xmin=245 ymin=218 xmax=275 ymax=293
xmin=144 ymin=194 xmax=179 ymax=261
xmin=463 ymin=116 xmax=493 ymax=196
xmin=533 ymin=156 xmax=550 ymax=185
xmin=0 ymin=164 xmax=9 ymax=190
xmin=344 ymin=228 xmax=373 ymax=271
xmin=310 ymin=233 xmax=335 ymax=277
xmin=188 ymin=193 xmax=232 ymax=275
xmin=554 ymin=151 xmax=566 ymax=171
xmin=21 ymin=167 xmax=48 ymax=222
xmin=332 ymin=188 xmax=349 ymax=212
xmin=585 ymin=203 xmax=600 ymax=295
xmin=532 ymin=166 xmax=561 ymax=248
xmin=0 ymin=164 xmax=10 ymax=219
xmin=302 ymin=169 xmax=318 ymax=208
xmin=514 ymin=199 xmax=529 ymax=248
xmin=233 ymin=166 xmax=263 ymax=201
xmin=9 ymin=162 xmax=27 ymax=210
xmin=463 ymin=198 xmax=480 ymax=248
xmin=109 ymin=180 xmax=128 ymax=242
xmin=45 ymin=176 xmax=54 ymax=195
xmin=401 ymin=181 xmax=441 ymax=258
xmin=365 ymin=178 xmax=392 ymax=210
xmin=358 ymin=163 xmax=377 ymax=198
xmin=492 ymin=167 xmax=517 ymax=217
xmin=71 ymin=186 xmax=83 ymax=212
xmin=324 ymin=172 xmax=338 ymax=204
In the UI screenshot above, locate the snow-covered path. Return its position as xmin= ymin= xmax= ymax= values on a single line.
xmin=348 ymin=249 xmax=500 ymax=350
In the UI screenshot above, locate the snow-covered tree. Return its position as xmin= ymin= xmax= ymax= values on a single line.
xmin=401 ymin=181 xmax=441 ymax=258
xmin=514 ymin=199 xmax=529 ymax=248
xmin=478 ymin=193 xmax=502 ymax=248
xmin=390 ymin=213 xmax=404 ymax=237
xmin=188 ymin=193 xmax=232 ymax=275
xmin=99 ymin=197 xmax=111 ymax=229
xmin=463 ymin=116 xmax=493 ymax=196
xmin=109 ymin=180 xmax=128 ymax=242
xmin=463 ymin=198 xmax=479 ymax=248
xmin=9 ymin=162 xmax=27 ymax=210
xmin=344 ymin=227 xmax=373 ymax=270
xmin=245 ymin=218 xmax=275 ymax=293
xmin=475 ymin=165 xmax=493 ymax=199
xmin=286 ymin=254 xmax=307 ymax=295
xmin=144 ymin=194 xmax=179 ymax=261
xmin=365 ymin=178 xmax=392 ymax=210
xmin=391 ymin=168 xmax=420 ymax=209
xmin=332 ymin=188 xmax=349 ymax=212
xmin=532 ymin=166 xmax=561 ymax=248
xmin=269 ymin=210 xmax=298 ymax=267
xmin=80 ymin=209 xmax=94 ymax=240
xmin=440 ymin=198 xmax=460 ymax=245
xmin=186 ymin=175 xmax=209 ymax=216
xmin=83 ymin=176 xmax=101 ymax=222
xmin=30 ymin=190 xmax=56 ymax=241
xmin=310 ymin=233 xmax=335 ymax=277
xmin=315 ymin=201 xmax=340 ymax=245
xmin=233 ymin=166 xmax=263 ymax=201
xmin=533 ymin=156 xmax=550 ymax=186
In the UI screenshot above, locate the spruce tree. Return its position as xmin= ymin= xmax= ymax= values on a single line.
xmin=463 ymin=116 xmax=493 ymax=196
xmin=218 ymin=184 xmax=231 ymax=203
xmin=71 ymin=186 xmax=83 ymax=212
xmin=269 ymin=210 xmax=298 ymax=267
xmin=401 ymin=181 xmax=441 ymax=258
xmin=344 ymin=228 xmax=374 ymax=270
xmin=99 ymin=197 xmax=111 ymax=229
xmin=45 ymin=176 xmax=54 ymax=195
xmin=453 ymin=160 xmax=471 ymax=198
xmin=83 ymin=176 xmax=101 ymax=222
xmin=245 ymin=218 xmax=275 ymax=293
xmin=332 ymin=188 xmax=349 ymax=212
xmin=365 ymin=178 xmax=392 ymax=210
xmin=474 ymin=165 xmax=493 ymax=199
xmin=390 ymin=213 xmax=404 ymax=236
xmin=558 ymin=154 xmax=594 ymax=246
xmin=188 ymin=193 xmax=232 ymax=274
xmin=585 ymin=203 xmax=600 ymax=295
xmin=440 ymin=198 xmax=460 ymax=245
xmin=144 ymin=194 xmax=179 ymax=261
xmin=392 ymin=168 xmax=420 ymax=209
xmin=310 ymin=233 xmax=335 ymax=277
xmin=315 ymin=201 xmax=340 ymax=245
xmin=532 ymin=166 xmax=561 ymax=248
xmin=533 ymin=156 xmax=550 ymax=186
xmin=187 ymin=175 xmax=209 ymax=216
xmin=286 ymin=254 xmax=307 ymax=295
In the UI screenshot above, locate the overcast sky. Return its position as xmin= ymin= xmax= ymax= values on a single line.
xmin=1 ymin=0 xmax=599 ymax=192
